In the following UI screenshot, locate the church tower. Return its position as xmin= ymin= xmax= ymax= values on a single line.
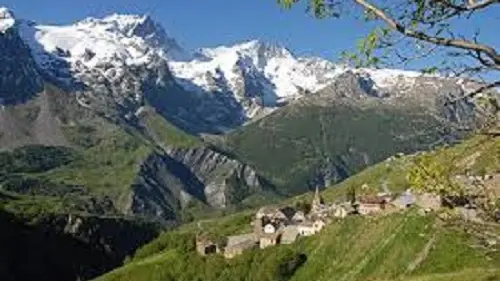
xmin=310 ymin=187 xmax=324 ymax=214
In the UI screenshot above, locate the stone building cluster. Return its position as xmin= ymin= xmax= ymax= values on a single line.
xmin=222 ymin=187 xmax=332 ymax=258
xmin=197 ymin=186 xmax=443 ymax=258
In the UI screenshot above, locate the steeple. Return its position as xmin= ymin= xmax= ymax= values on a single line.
xmin=311 ymin=186 xmax=323 ymax=213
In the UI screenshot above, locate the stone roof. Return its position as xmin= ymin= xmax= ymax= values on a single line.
xmin=298 ymin=221 xmax=315 ymax=228
xmin=256 ymin=206 xmax=288 ymax=220
xmin=225 ymin=233 xmax=256 ymax=252
xmin=280 ymin=206 xmax=297 ymax=220
xmin=281 ymin=225 xmax=299 ymax=244
xmin=393 ymin=191 xmax=416 ymax=207
xmin=225 ymin=239 xmax=256 ymax=253
xmin=292 ymin=211 xmax=306 ymax=221
xmin=226 ymin=233 xmax=255 ymax=248
xmin=359 ymin=196 xmax=386 ymax=205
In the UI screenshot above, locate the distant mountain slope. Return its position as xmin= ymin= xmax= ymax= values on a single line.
xmin=0 ymin=8 xmax=278 ymax=222
xmin=222 ymin=71 xmax=481 ymax=195
xmin=0 ymin=103 xmax=276 ymax=222
xmin=2 ymin=6 xmax=482 ymax=134
xmin=1 ymin=6 xmax=495 ymax=222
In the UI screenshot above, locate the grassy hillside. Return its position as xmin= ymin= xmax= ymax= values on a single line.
xmin=139 ymin=107 xmax=202 ymax=149
xmin=225 ymin=102 xmax=458 ymax=195
xmin=94 ymin=210 xmax=500 ymax=281
xmin=0 ymin=106 xmax=206 ymax=218
xmin=94 ymin=134 xmax=500 ymax=281
xmin=293 ymin=134 xmax=500 ymax=205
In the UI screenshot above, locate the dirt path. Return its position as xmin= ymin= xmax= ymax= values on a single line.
xmin=404 ymin=233 xmax=437 ymax=274
xmin=337 ymin=216 xmax=409 ymax=281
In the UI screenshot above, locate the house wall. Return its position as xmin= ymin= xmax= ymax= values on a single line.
xmin=416 ymin=194 xmax=441 ymax=210
xmin=298 ymin=226 xmax=316 ymax=236
xmin=313 ymin=221 xmax=325 ymax=232
xmin=224 ymin=248 xmax=243 ymax=259
xmin=334 ymin=208 xmax=347 ymax=218
xmin=260 ymin=237 xmax=278 ymax=249
xmin=359 ymin=204 xmax=381 ymax=215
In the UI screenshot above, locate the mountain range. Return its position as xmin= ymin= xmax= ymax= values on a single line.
xmin=1 ymin=7 xmax=499 ymax=281
xmin=0 ymin=7 xmax=490 ymax=220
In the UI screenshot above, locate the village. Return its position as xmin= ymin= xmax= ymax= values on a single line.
xmin=196 ymin=184 xmax=449 ymax=259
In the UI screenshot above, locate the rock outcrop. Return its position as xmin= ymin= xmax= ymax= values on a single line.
xmin=0 ymin=13 xmax=42 ymax=105
xmin=129 ymin=147 xmax=273 ymax=220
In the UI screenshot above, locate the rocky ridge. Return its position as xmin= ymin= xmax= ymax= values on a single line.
xmin=2 ymin=7 xmax=484 ymax=134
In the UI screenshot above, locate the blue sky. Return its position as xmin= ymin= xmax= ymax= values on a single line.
xmin=3 ymin=0 xmax=373 ymax=59
xmin=3 ymin=0 xmax=500 ymax=77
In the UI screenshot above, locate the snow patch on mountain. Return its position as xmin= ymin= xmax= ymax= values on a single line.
xmin=170 ymin=40 xmax=348 ymax=104
xmin=169 ymin=39 xmax=431 ymax=115
xmin=10 ymin=8 xmax=430 ymax=111
xmin=16 ymin=13 xmax=190 ymax=75
xmin=6 ymin=8 xmax=451 ymax=130
xmin=0 ymin=7 xmax=15 ymax=33
xmin=359 ymin=68 xmax=423 ymax=88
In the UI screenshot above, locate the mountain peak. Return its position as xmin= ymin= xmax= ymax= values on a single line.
xmin=0 ymin=7 xmax=16 ymax=33
xmin=76 ymin=13 xmax=153 ymax=37
xmin=74 ymin=13 xmax=191 ymax=61
xmin=200 ymin=39 xmax=293 ymax=60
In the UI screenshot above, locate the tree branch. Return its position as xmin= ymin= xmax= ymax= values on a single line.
xmin=436 ymin=0 xmax=500 ymax=11
xmin=445 ymin=80 xmax=500 ymax=105
xmin=354 ymin=0 xmax=500 ymax=66
xmin=465 ymin=0 xmax=500 ymax=10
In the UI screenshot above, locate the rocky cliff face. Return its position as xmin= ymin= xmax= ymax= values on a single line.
xmin=0 ymin=11 xmax=42 ymax=105
xmin=312 ymin=71 xmax=480 ymax=129
xmin=130 ymin=147 xmax=273 ymax=220
xmin=166 ymin=146 xmax=268 ymax=207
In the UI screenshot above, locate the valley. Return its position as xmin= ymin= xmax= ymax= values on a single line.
xmin=0 ymin=5 xmax=499 ymax=281
xmin=93 ymin=134 xmax=500 ymax=281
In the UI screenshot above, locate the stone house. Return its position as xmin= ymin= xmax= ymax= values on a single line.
xmin=224 ymin=239 xmax=257 ymax=259
xmin=333 ymin=205 xmax=348 ymax=218
xmin=291 ymin=210 xmax=306 ymax=223
xmin=297 ymin=222 xmax=316 ymax=236
xmin=224 ymin=233 xmax=256 ymax=259
xmin=313 ymin=219 xmax=326 ymax=232
xmin=358 ymin=196 xmax=386 ymax=215
xmin=281 ymin=225 xmax=300 ymax=244
xmin=196 ymin=236 xmax=218 ymax=256
xmin=457 ymin=207 xmax=482 ymax=223
xmin=415 ymin=193 xmax=442 ymax=211
xmin=392 ymin=190 xmax=416 ymax=209
xmin=260 ymin=232 xmax=282 ymax=249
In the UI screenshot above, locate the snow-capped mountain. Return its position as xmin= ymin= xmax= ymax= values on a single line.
xmin=169 ymin=40 xmax=435 ymax=118
xmin=1 ymin=8 xmax=192 ymax=123
xmin=18 ymin=12 xmax=190 ymax=69
xmin=170 ymin=40 xmax=345 ymax=117
xmin=0 ymin=7 xmax=15 ymax=33
xmin=0 ymin=7 xmax=482 ymax=133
